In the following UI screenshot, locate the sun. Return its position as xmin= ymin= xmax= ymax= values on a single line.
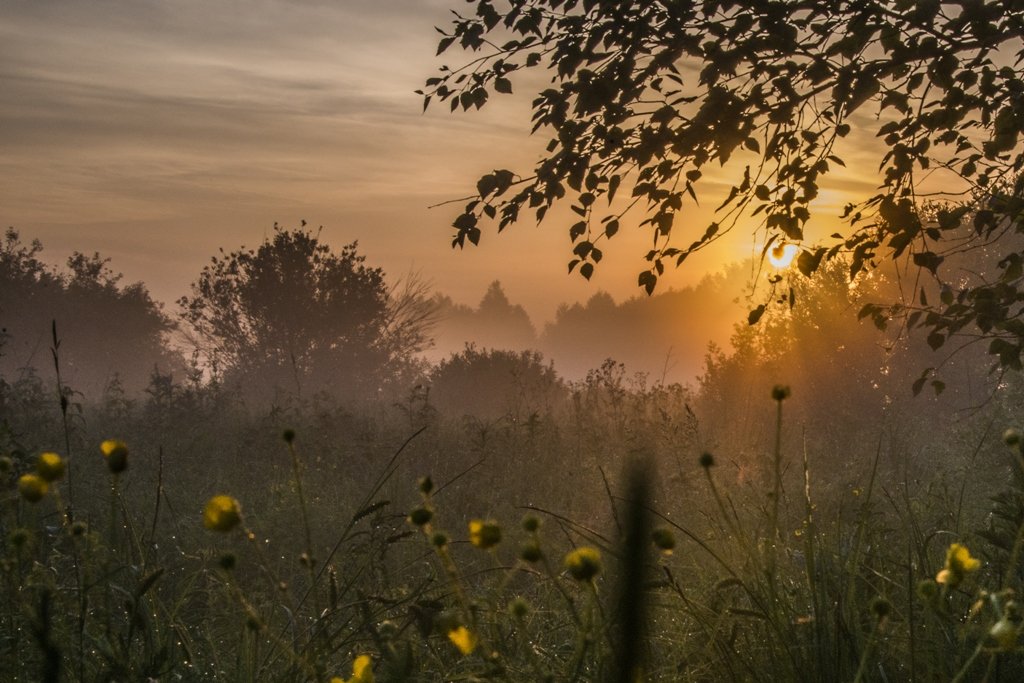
xmin=768 ymin=243 xmax=799 ymax=269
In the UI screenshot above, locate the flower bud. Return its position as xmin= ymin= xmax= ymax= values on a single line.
xmin=36 ymin=452 xmax=65 ymax=482
xmin=468 ymin=519 xmax=501 ymax=549
xmin=564 ymin=546 xmax=602 ymax=582
xmin=652 ymin=527 xmax=676 ymax=553
xmin=100 ymin=439 xmax=128 ymax=474
xmin=18 ymin=473 xmax=48 ymax=503
xmin=408 ymin=507 xmax=433 ymax=526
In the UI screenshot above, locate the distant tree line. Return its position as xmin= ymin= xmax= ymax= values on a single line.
xmin=1 ymin=225 xmax=435 ymax=407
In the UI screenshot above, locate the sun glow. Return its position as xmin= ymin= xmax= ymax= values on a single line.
xmin=768 ymin=243 xmax=799 ymax=269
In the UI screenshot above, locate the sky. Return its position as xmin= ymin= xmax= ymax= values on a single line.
xmin=0 ymin=0 xmax=885 ymax=326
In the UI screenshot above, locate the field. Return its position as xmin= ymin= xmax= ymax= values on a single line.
xmin=3 ymin=340 xmax=1023 ymax=682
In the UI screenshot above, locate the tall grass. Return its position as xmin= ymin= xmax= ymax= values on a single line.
xmin=1 ymin=373 xmax=1022 ymax=680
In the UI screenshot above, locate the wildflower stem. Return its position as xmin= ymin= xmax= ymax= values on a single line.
xmin=1001 ymin=516 xmax=1024 ymax=589
xmin=769 ymin=392 xmax=784 ymax=570
xmin=950 ymin=641 xmax=986 ymax=683
xmin=285 ymin=439 xmax=319 ymax=635
xmin=852 ymin=620 xmax=879 ymax=683
xmin=1004 ymin=440 xmax=1024 ymax=589
xmin=539 ymin=551 xmax=582 ymax=627
xmin=50 ymin=321 xmax=86 ymax=681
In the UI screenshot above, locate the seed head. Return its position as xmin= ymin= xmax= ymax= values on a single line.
xmin=522 ymin=514 xmax=540 ymax=532
xmin=519 ymin=541 xmax=542 ymax=563
xmin=699 ymin=452 xmax=715 ymax=469
xmin=509 ymin=597 xmax=530 ymax=619
xmin=989 ymin=618 xmax=1019 ymax=650
xmin=870 ymin=596 xmax=892 ymax=621
xmin=652 ymin=527 xmax=676 ymax=553
xmin=916 ymin=578 xmax=938 ymax=601
xmin=9 ymin=528 xmax=31 ymax=548
xmin=771 ymin=385 xmax=791 ymax=401
xmin=408 ymin=507 xmax=433 ymax=526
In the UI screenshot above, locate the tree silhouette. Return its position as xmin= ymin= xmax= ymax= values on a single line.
xmin=179 ymin=225 xmax=428 ymax=401
xmin=0 ymin=228 xmax=182 ymax=397
xmin=422 ymin=0 xmax=1024 ymax=372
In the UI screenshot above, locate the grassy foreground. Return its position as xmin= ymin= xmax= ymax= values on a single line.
xmin=2 ymin=385 xmax=1024 ymax=682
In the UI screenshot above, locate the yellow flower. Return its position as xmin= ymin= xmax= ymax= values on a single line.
xmin=468 ymin=519 xmax=501 ymax=549
xmin=447 ymin=625 xmax=477 ymax=655
xmin=564 ymin=546 xmax=602 ymax=582
xmin=100 ymin=439 xmax=128 ymax=473
xmin=936 ymin=543 xmax=981 ymax=587
xmin=36 ymin=452 xmax=65 ymax=482
xmin=203 ymin=495 xmax=242 ymax=532
xmin=18 ymin=473 xmax=49 ymax=503
xmin=332 ymin=654 xmax=374 ymax=683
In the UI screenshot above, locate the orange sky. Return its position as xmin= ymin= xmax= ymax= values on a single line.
xmin=0 ymin=0 xmax=889 ymax=324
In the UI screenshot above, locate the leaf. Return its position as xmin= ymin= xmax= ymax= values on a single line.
xmin=912 ymin=251 xmax=944 ymax=275
xmin=638 ymin=270 xmax=657 ymax=295
xmin=453 ymin=212 xmax=477 ymax=231
xmin=796 ymin=248 xmax=825 ymax=277
xmin=494 ymin=77 xmax=513 ymax=94
xmin=748 ymin=304 xmax=766 ymax=325
xmin=580 ymin=262 xmax=594 ymax=279
xmin=437 ymin=36 xmax=456 ymax=55
xmin=847 ymin=72 xmax=880 ymax=113
xmin=989 ymin=338 xmax=1022 ymax=369
xmin=608 ymin=175 xmax=621 ymax=201
xmin=476 ymin=173 xmax=497 ymax=197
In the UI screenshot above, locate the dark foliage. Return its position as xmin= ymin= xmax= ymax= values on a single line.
xmin=0 ymin=228 xmax=182 ymax=397
xmin=423 ymin=0 xmax=1024 ymax=372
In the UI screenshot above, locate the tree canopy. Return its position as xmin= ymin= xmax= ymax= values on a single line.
xmin=421 ymin=0 xmax=1024 ymax=374
xmin=178 ymin=225 xmax=432 ymax=401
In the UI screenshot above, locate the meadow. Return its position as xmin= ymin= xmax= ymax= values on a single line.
xmin=2 ymin=322 xmax=1023 ymax=682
